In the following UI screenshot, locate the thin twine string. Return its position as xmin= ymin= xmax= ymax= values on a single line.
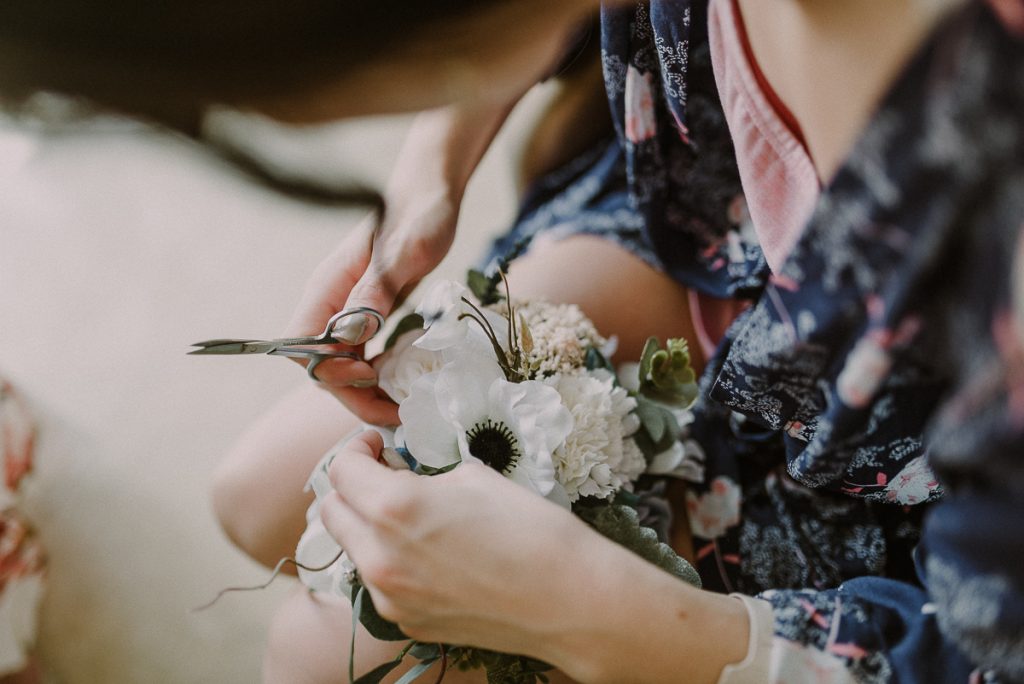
xmin=434 ymin=645 xmax=448 ymax=684
xmin=193 ymin=549 xmax=344 ymax=612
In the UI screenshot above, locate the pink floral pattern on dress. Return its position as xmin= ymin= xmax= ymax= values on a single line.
xmin=686 ymin=475 xmax=741 ymax=539
xmin=0 ymin=381 xmax=45 ymax=677
xmin=624 ymin=66 xmax=658 ymax=144
xmin=0 ymin=383 xmax=34 ymax=496
xmin=836 ymin=334 xmax=893 ymax=410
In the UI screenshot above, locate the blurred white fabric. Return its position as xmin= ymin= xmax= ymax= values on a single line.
xmin=0 ymin=99 xmax=539 ymax=682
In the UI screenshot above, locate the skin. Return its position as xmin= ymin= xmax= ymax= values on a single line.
xmin=213 ymin=0 xmax=964 ymax=681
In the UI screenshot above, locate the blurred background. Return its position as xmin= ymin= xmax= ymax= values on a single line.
xmin=0 ymin=90 xmax=549 ymax=682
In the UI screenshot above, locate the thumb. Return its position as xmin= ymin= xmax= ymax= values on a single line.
xmin=332 ymin=262 xmax=405 ymax=345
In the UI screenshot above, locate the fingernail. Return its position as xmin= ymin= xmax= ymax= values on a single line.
xmin=345 ymin=378 xmax=378 ymax=389
xmin=333 ymin=314 xmax=369 ymax=345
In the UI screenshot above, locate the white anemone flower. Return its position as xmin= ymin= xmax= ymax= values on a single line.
xmin=414 ymin=280 xmax=509 ymax=354
xmin=399 ymin=353 xmax=573 ymax=502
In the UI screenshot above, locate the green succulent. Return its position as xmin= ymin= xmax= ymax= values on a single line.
xmin=638 ymin=337 xmax=699 ymax=409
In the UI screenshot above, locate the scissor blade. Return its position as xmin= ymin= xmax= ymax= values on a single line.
xmin=188 ymin=340 xmax=279 ymax=355
xmin=190 ymin=338 xmax=262 ymax=347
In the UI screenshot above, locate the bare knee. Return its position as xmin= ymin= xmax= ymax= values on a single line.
xmin=212 ymin=384 xmax=359 ymax=569
xmin=507 ymin=235 xmax=706 ymax=372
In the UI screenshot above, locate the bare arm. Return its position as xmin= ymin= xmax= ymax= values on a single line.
xmin=281 ymin=96 xmax=525 ymax=424
xmin=213 ymin=97 xmax=524 ymax=568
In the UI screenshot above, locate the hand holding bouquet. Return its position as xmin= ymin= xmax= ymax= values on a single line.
xmin=296 ymin=271 xmax=704 ymax=684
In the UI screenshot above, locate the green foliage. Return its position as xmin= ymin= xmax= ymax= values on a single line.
xmin=632 ymin=395 xmax=682 ymax=463
xmin=576 ymin=505 xmax=701 ymax=588
xmin=351 ymin=642 xmax=442 ymax=684
xmin=349 ymin=581 xmax=408 ymax=641
xmin=637 ymin=337 xmax=699 ymax=408
xmin=416 ymin=461 xmax=459 ymax=476
xmin=384 ymin=313 xmax=425 ymax=350
xmin=584 ymin=346 xmax=614 ymax=373
xmin=408 ymin=643 xmax=442 ymax=660
xmin=467 ymin=269 xmax=502 ymax=305
xmin=449 ymin=649 xmax=552 ymax=684
xmin=466 ymin=237 xmax=533 ymax=306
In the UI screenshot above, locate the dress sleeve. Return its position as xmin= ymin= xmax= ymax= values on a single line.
xmin=717 ymin=571 xmax=1014 ymax=684
xmin=717 ymin=379 xmax=1024 ymax=683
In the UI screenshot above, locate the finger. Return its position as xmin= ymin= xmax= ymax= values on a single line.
xmin=338 ymin=281 xmax=401 ymax=346
xmin=328 ymin=433 xmax=412 ymax=513
xmin=319 ymin=491 xmax=374 ymax=567
xmin=311 ymin=357 xmax=378 ymax=389
xmin=344 ymin=429 xmax=386 ymax=460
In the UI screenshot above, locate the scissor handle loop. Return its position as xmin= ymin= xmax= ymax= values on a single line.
xmin=323 ymin=307 xmax=386 ymax=343
xmin=305 ymin=352 xmax=359 ymax=382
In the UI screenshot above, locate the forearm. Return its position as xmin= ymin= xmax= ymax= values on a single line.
xmin=388 ymin=96 xmax=522 ymax=207
xmin=538 ymin=524 xmax=750 ymax=684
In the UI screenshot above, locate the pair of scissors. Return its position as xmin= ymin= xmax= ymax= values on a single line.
xmin=189 ymin=307 xmax=386 ymax=381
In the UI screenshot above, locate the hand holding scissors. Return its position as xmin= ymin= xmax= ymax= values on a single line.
xmin=189 ymin=307 xmax=385 ymax=382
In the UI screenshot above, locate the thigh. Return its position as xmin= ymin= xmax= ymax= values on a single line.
xmin=263 ymin=587 xmax=578 ymax=684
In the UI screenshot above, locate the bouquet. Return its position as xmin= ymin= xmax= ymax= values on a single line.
xmin=295 ymin=270 xmax=704 ymax=684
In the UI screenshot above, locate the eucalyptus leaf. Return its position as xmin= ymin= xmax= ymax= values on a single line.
xmin=638 ymin=337 xmax=660 ymax=385
xmin=349 ymin=581 xmax=408 ymax=641
xmin=384 ymin=313 xmax=425 ymax=350
xmin=408 ymin=643 xmax=442 ymax=660
xmin=632 ymin=396 xmax=682 ymax=464
xmin=577 ymin=505 xmax=701 ymax=587
xmin=634 ymin=396 xmax=668 ymax=443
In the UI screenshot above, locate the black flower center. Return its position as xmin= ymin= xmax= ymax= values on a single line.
xmin=466 ymin=419 xmax=520 ymax=475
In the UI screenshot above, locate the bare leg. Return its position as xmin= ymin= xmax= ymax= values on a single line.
xmin=264 ymin=587 xmax=579 ymax=684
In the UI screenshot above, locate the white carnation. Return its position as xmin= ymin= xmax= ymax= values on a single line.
xmin=545 ymin=369 xmax=646 ymax=501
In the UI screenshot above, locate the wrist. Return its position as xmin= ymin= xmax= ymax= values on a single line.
xmin=540 ymin=526 xmax=750 ymax=684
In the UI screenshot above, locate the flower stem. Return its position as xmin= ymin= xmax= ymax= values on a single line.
xmin=458 ymin=311 xmax=514 ymax=378
xmin=192 ymin=549 xmax=344 ymax=611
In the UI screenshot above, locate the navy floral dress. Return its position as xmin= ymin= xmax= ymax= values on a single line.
xmin=486 ymin=1 xmax=1024 ymax=681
